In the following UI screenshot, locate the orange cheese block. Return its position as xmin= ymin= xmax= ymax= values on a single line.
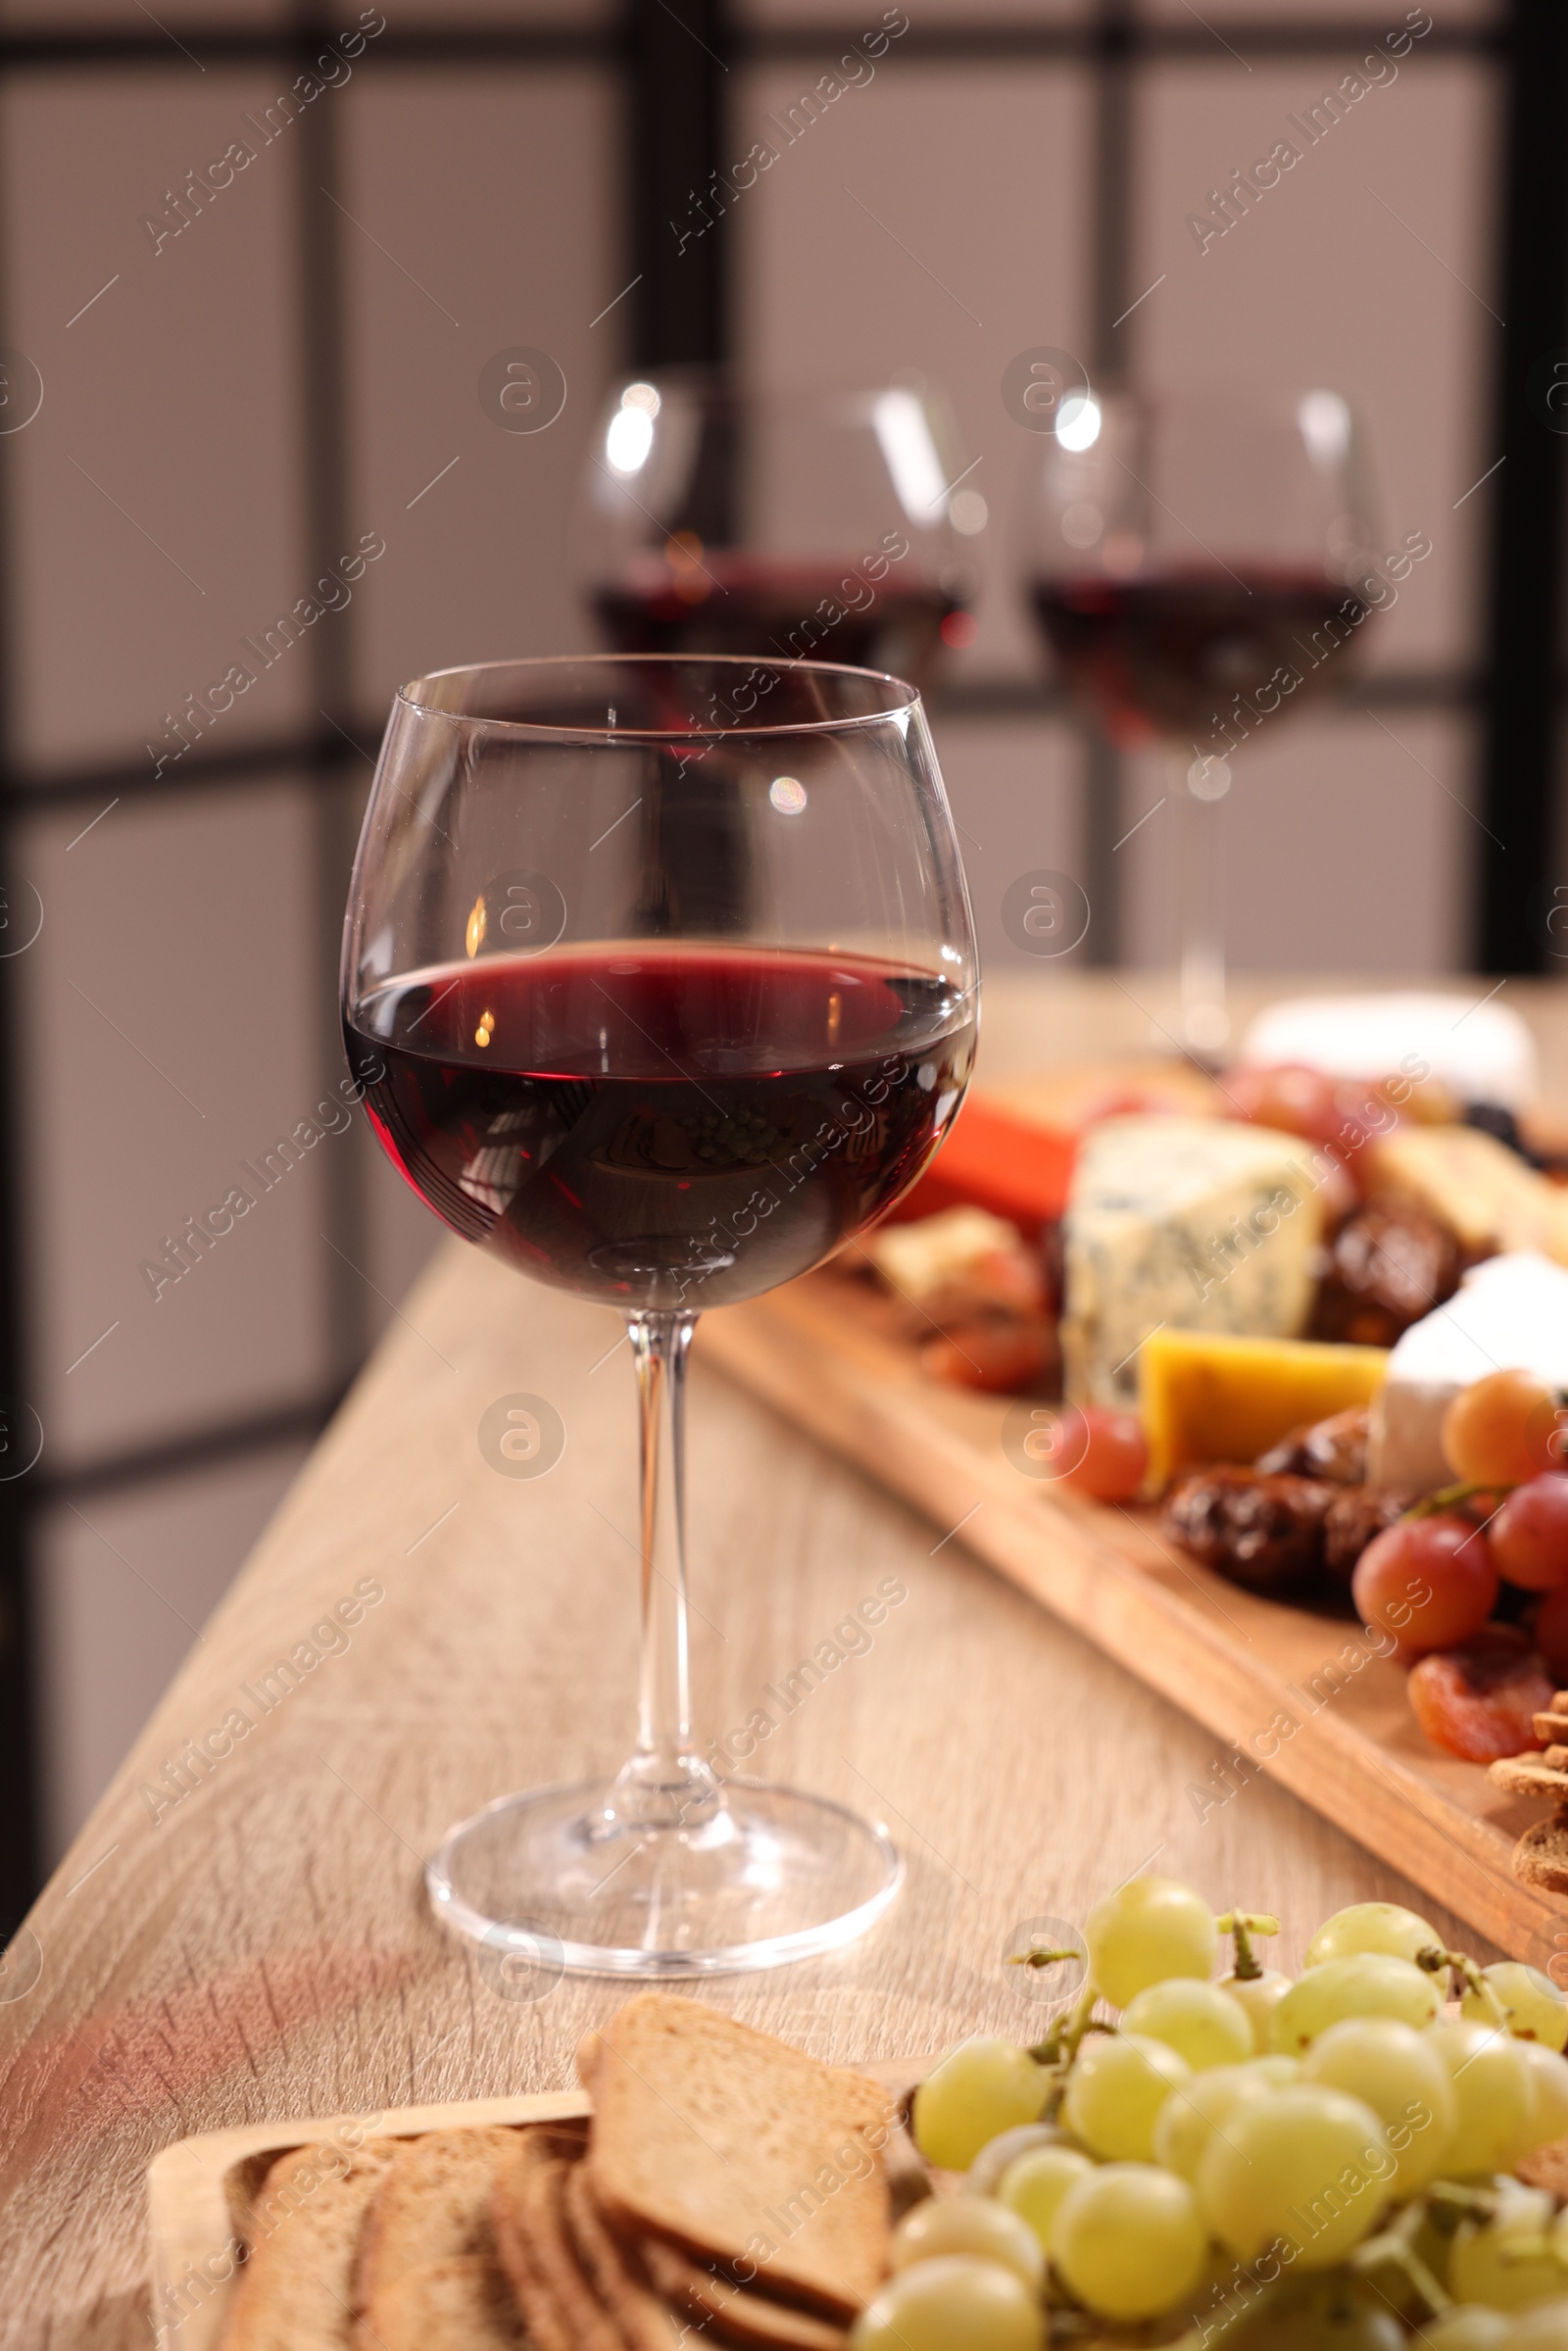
xmin=1141 ymin=1328 xmax=1390 ymax=1489
xmin=894 ymin=1060 xmax=1222 ymax=1238
xmin=891 ymin=1097 xmax=1077 ymax=1237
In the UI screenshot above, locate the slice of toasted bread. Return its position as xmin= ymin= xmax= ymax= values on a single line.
xmin=359 ymin=2255 xmax=529 ymax=2351
xmin=1515 ymin=1812 xmax=1568 ymax=1894
xmin=519 ymin=2155 xmax=627 ymax=2351
xmin=354 ymin=2127 xmax=527 ymax=2351
xmin=563 ymin=2163 xmax=681 ymax=2351
xmin=586 ymin=1993 xmax=894 ymax=2322
xmin=1494 ymin=1756 xmax=1568 ymax=1800
xmin=491 ymin=2127 xmax=593 ymax=2351
xmin=222 ymin=2140 xmax=396 ymax=2350
xmin=355 ymin=2126 xmax=518 ymax=2296
xmin=638 ymin=2237 xmax=848 ymax=2350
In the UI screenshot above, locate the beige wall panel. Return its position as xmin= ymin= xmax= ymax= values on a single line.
xmin=1138 ymin=1 xmax=1497 ymax=24
xmin=0 ymin=70 xmax=312 ymax=770
xmin=1132 ymin=59 xmax=1496 ymax=678
xmin=342 ymin=69 xmax=620 ymax=716
xmin=1117 ymin=710 xmax=1472 ymax=978
xmin=740 ymin=0 xmax=1088 ymax=21
xmin=384 ymin=0 xmax=614 ymax=19
xmin=17 ymin=782 xmax=331 ymax=1468
xmin=0 ymin=0 xmax=281 ymax=22
xmin=736 ymin=63 xmax=1093 ymax=687
xmin=35 ymin=1443 xmax=310 ymax=1862
xmin=927 ymin=716 xmax=1085 ymax=972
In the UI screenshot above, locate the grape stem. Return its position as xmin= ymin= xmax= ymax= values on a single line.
xmin=1214 ymin=1909 xmax=1279 ymax=1982
xmin=1349 ymin=2199 xmax=1453 ymax=2321
xmin=1027 ymin=1978 xmax=1108 ymax=2075
xmin=1415 ymin=1942 xmax=1507 ymax=2026
xmin=1403 ymin=1478 xmax=1512 ymax=1522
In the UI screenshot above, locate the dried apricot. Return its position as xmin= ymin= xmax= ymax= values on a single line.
xmin=1406 ymin=1627 xmax=1553 ymax=1762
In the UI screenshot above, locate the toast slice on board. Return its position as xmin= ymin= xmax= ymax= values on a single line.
xmin=585 ymin=1992 xmax=894 ymax=2323
xmin=353 ymin=2125 xmax=532 ymax=2351
xmin=220 ymin=2141 xmax=395 ymax=2351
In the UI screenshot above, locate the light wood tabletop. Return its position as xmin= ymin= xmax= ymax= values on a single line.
xmin=4 ymin=970 xmax=1564 ymax=2351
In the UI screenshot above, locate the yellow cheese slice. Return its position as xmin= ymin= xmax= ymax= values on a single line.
xmin=1369 ymin=1125 xmax=1568 ymax=1263
xmin=1141 ymin=1328 xmax=1390 ymax=1489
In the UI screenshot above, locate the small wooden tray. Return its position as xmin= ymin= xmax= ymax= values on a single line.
xmin=146 ymin=2058 xmax=920 ymax=2350
xmin=698 ymin=1268 xmax=1568 ymax=1963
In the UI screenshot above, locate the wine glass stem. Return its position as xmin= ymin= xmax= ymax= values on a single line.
xmin=609 ymin=1310 xmax=721 ymax=1834
xmin=1174 ymin=748 xmax=1228 ymax=1058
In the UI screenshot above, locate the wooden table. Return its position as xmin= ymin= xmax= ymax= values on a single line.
xmin=4 ymin=970 xmax=1562 ymax=2350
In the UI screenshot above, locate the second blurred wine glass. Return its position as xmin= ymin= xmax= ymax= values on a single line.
xmin=1022 ymin=386 xmax=1377 ymax=1054
xmin=579 ymin=370 xmax=981 ymax=688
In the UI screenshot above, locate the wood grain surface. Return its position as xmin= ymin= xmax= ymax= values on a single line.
xmin=2 ymin=971 xmax=1559 ymax=2351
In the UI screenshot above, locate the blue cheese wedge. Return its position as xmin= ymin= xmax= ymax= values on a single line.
xmin=1062 ymin=1116 xmax=1326 ymax=1408
xmin=1369 ymin=1250 xmax=1568 ymax=1494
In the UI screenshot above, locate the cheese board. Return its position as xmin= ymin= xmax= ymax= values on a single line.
xmin=145 ymin=2056 xmax=924 ymax=2351
xmin=697 ymin=1264 xmax=1568 ymax=1966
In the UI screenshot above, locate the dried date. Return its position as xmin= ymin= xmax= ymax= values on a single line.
xmin=1322 ymin=1484 xmax=1418 ymax=1582
xmin=1310 ymin=1200 xmax=1460 ymax=1347
xmin=1162 ymin=1467 xmax=1337 ymax=1592
xmin=1256 ymin=1405 xmax=1371 ymax=1486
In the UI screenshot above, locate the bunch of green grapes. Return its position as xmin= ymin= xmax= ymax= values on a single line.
xmin=854 ymin=1883 xmax=1568 ymax=2351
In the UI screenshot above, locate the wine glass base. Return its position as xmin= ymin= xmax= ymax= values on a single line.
xmin=425 ymin=1778 xmax=903 ymax=1980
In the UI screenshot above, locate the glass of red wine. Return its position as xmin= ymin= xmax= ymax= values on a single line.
xmin=341 ymin=654 xmax=978 ymax=1975
xmin=1024 ymin=386 xmax=1376 ymax=1053
xmin=579 ymin=369 xmax=981 ymax=688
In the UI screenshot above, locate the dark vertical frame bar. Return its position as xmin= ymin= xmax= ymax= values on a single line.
xmin=0 ymin=237 xmax=43 ymax=1914
xmin=1082 ymin=0 xmax=1136 ymax=968
xmin=1478 ymin=0 xmax=1568 ymax=973
xmin=627 ymin=0 xmax=731 ymax=370
xmin=296 ymin=12 xmax=369 ymax=1382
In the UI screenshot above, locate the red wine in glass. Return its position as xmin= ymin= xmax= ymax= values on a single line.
xmin=1030 ymin=566 xmax=1368 ymax=752
xmin=593 ymin=555 xmax=964 ymax=674
xmin=345 ymin=944 xmax=976 ymax=1310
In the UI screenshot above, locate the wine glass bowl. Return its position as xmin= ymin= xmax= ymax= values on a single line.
xmin=580 ymin=371 xmax=980 ymax=685
xmin=1022 ymin=385 xmax=1377 ymax=1052
xmin=341 ymin=655 xmax=978 ymax=1974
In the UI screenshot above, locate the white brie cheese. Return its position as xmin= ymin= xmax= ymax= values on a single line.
xmin=1369 ymin=1250 xmax=1568 ymax=1493
xmin=1062 ymin=1116 xmax=1325 ymax=1408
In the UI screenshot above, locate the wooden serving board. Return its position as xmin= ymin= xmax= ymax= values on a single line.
xmin=698 ymin=1268 xmax=1568 ymax=1967
xmin=146 ymin=2058 xmax=922 ymax=2351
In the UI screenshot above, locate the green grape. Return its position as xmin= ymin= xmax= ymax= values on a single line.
xmin=1407 ymin=2310 xmax=1509 ymax=2351
xmin=1271 ymin=1954 xmax=1441 ymax=2053
xmin=996 ymin=2145 xmax=1095 ymax=2249
xmin=1501 ymin=2298 xmax=1568 ymax=2350
xmin=1304 ymin=1900 xmax=1442 ymax=1968
xmin=1083 ymin=1876 xmax=1217 ymax=2008
xmin=1243 ymin=2054 xmax=1302 ymax=2088
xmin=1152 ymin=2063 xmax=1277 ymax=2183
xmin=1520 ymin=2040 xmax=1568 ymax=2152
xmin=965 ymin=2123 xmax=1070 ymax=2198
xmin=1450 ymin=2189 xmax=1568 ymax=2314
xmin=1219 ymin=1967 xmax=1295 ymax=2053
xmin=1465 ymin=1963 xmax=1568 ymax=2052
xmin=849 ymin=2256 xmax=1044 ymax=2351
xmin=1429 ymin=2022 xmax=1536 ymax=2176
xmin=892 ymin=2194 xmax=1044 ymax=2290
xmin=1197 ymin=2083 xmax=1393 ymax=2268
xmin=1048 ymin=2162 xmax=1205 ymax=2322
xmin=1062 ymin=2031 xmax=1191 ymax=2161
xmin=1299 ymin=2017 xmax=1457 ymax=2194
xmin=1121 ymin=1978 xmax=1253 ymax=2071
xmin=912 ymin=2038 xmax=1048 ymax=2172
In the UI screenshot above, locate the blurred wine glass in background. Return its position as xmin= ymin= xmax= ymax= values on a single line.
xmin=1022 ymin=386 xmax=1378 ymax=1055
xmin=578 ymin=370 xmax=982 ymax=687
